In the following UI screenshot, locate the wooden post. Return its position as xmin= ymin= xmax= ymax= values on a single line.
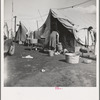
xmin=11 ymin=0 xmax=13 ymax=36
xmin=34 ymin=32 xmax=35 ymax=39
xmin=13 ymin=16 xmax=17 ymax=37
xmin=87 ymin=30 xmax=89 ymax=52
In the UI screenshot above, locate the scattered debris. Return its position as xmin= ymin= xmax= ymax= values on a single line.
xmin=22 ymin=55 xmax=33 ymax=59
xmin=41 ymin=69 xmax=45 ymax=72
xmin=54 ymin=52 xmax=60 ymax=55
xmin=25 ymin=64 xmax=31 ymax=67
xmin=83 ymin=59 xmax=92 ymax=64
xmin=35 ymin=48 xmax=37 ymax=51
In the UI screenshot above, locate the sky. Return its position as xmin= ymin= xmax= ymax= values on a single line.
xmin=4 ymin=0 xmax=96 ymax=30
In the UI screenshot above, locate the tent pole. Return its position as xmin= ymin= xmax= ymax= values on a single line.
xmin=38 ymin=10 xmax=43 ymax=21
xmin=36 ymin=20 xmax=39 ymax=30
xmin=13 ymin=16 xmax=17 ymax=38
xmin=87 ymin=30 xmax=89 ymax=57
xmin=36 ymin=20 xmax=39 ymax=39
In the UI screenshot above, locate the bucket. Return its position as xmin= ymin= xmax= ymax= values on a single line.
xmin=49 ymin=50 xmax=54 ymax=57
xmin=65 ymin=53 xmax=80 ymax=64
xmin=30 ymin=39 xmax=38 ymax=44
xmin=75 ymin=46 xmax=80 ymax=52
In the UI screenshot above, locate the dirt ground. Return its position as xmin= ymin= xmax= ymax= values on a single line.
xmin=4 ymin=43 xmax=96 ymax=87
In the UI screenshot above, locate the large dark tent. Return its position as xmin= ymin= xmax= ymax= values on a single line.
xmin=32 ymin=8 xmax=96 ymax=51
xmin=14 ymin=22 xmax=28 ymax=43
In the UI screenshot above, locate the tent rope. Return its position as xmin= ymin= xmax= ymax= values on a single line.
xmin=56 ymin=0 xmax=92 ymax=10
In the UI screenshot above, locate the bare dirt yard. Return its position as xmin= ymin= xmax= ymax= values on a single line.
xmin=4 ymin=43 xmax=96 ymax=87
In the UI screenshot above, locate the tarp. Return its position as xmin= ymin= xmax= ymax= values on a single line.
xmin=74 ymin=28 xmax=95 ymax=46
xmin=33 ymin=8 xmax=96 ymax=50
xmin=14 ymin=22 xmax=28 ymax=42
xmin=52 ymin=8 xmax=96 ymax=29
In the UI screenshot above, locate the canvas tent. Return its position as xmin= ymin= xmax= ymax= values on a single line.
xmin=14 ymin=22 xmax=28 ymax=43
xmin=33 ymin=8 xmax=96 ymax=51
xmin=4 ymin=22 xmax=9 ymax=38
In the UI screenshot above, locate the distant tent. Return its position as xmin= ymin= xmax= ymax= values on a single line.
xmin=26 ymin=30 xmax=35 ymax=39
xmin=34 ymin=8 xmax=96 ymax=51
xmin=8 ymin=29 xmax=14 ymax=39
xmin=4 ymin=22 xmax=9 ymax=38
xmin=14 ymin=21 xmax=28 ymax=43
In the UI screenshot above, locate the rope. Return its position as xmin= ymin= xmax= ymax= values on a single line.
xmin=57 ymin=0 xmax=92 ymax=10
